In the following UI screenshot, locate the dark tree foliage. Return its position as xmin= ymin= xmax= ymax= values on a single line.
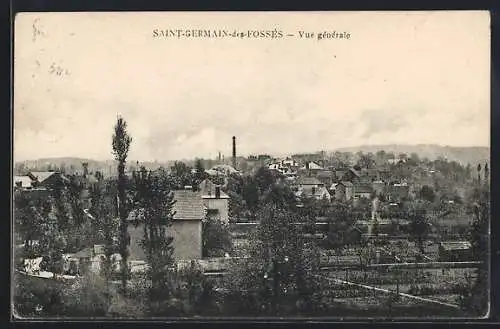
xmin=170 ymin=161 xmax=193 ymax=189
xmin=458 ymin=185 xmax=489 ymax=316
xmin=325 ymin=201 xmax=357 ymax=246
xmin=223 ymin=203 xmax=323 ymax=316
xmin=88 ymin=179 xmax=118 ymax=282
xmin=356 ymin=152 xmax=376 ymax=169
xmin=202 ymin=219 xmax=232 ymax=257
xmin=242 ymin=176 xmax=260 ymax=216
xmin=14 ymin=191 xmax=47 ymax=256
xmin=132 ymin=167 xmax=176 ymax=302
xmin=260 ymin=183 xmax=297 ymax=211
xmin=254 ymin=167 xmax=276 ymax=194
xmin=225 ymin=174 xmax=246 ymax=220
xmin=406 ymin=202 xmax=431 ymax=256
xmin=67 ymin=176 xmax=85 ymax=227
xmin=419 ymin=185 xmax=436 ymax=203
xmin=193 ymin=159 xmax=208 ymax=186
xmin=112 ymin=115 xmax=133 ymax=291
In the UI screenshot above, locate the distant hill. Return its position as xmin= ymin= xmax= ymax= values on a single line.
xmin=13 ymin=157 xmax=176 ymax=176
xmin=14 ymin=144 xmax=490 ymax=175
xmin=334 ymin=144 xmax=490 ymax=166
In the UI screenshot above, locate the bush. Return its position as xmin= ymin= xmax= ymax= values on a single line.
xmin=202 ymin=219 xmax=232 ymax=257
xmin=13 ymin=273 xmax=65 ymax=318
xmin=62 ymin=273 xmax=112 ymax=317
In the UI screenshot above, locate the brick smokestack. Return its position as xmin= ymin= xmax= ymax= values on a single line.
xmin=232 ymin=136 xmax=236 ymax=169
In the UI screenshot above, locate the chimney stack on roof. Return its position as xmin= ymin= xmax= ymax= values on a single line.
xmin=215 ymin=185 xmax=221 ymax=199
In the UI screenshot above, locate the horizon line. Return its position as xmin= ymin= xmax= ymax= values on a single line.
xmin=14 ymin=143 xmax=490 ymax=164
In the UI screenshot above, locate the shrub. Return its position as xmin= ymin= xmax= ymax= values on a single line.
xmin=202 ymin=219 xmax=233 ymax=257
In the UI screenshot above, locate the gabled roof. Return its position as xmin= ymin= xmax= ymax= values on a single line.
xmin=28 ymin=171 xmax=69 ymax=183
xmin=28 ymin=171 xmax=56 ymax=182
xmin=198 ymin=179 xmax=230 ymax=199
xmin=173 ymin=190 xmax=206 ymax=221
xmin=338 ymin=181 xmax=353 ymax=187
xmin=296 ymin=176 xmax=323 ymax=186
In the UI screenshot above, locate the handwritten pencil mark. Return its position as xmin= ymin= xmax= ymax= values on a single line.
xmin=32 ymin=18 xmax=46 ymax=42
xmin=48 ymin=62 xmax=71 ymax=77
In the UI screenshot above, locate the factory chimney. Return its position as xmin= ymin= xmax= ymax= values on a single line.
xmin=232 ymin=136 xmax=237 ymax=169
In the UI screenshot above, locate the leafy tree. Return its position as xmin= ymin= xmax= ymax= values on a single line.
xmin=223 ymin=203 xmax=323 ymax=315
xmin=458 ymin=185 xmax=489 ymax=316
xmin=419 ymin=185 xmax=436 ymax=203
xmin=112 ymin=115 xmax=133 ymax=291
xmin=14 ymin=191 xmax=46 ymax=254
xmin=88 ymin=180 xmax=118 ymax=283
xmin=131 ymin=167 xmax=176 ymax=303
xmin=170 ymin=161 xmax=193 ymax=189
xmin=254 ymin=167 xmax=276 ymax=194
xmin=357 ymin=152 xmax=376 ymax=169
xmin=409 ymin=152 xmax=420 ymax=164
xmin=67 ymin=176 xmax=85 ymax=227
xmin=50 ymin=178 xmax=72 ymax=233
xmin=13 ymin=273 xmax=66 ymax=317
xmin=375 ymin=150 xmax=387 ymax=164
xmin=63 ymin=273 xmax=112 ymax=317
xmin=242 ymin=176 xmax=260 ymax=216
xmin=202 ymin=219 xmax=232 ymax=257
xmin=406 ymin=202 xmax=431 ymax=256
xmin=193 ymin=159 xmax=208 ymax=186
xmin=38 ymin=197 xmax=67 ymax=276
xmin=260 ymin=183 xmax=297 ymax=211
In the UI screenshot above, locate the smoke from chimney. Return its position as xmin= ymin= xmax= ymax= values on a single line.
xmin=232 ymin=136 xmax=236 ymax=169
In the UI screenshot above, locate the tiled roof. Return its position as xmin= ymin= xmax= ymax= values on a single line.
xmin=173 ymin=190 xmax=206 ymax=221
xmin=198 ymin=179 xmax=230 ymax=199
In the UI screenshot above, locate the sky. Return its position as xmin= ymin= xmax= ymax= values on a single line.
xmin=14 ymin=11 xmax=490 ymax=162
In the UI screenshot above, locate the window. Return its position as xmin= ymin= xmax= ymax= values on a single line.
xmin=207 ymin=209 xmax=219 ymax=216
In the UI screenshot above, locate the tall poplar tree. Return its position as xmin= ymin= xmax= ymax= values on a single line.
xmin=112 ymin=116 xmax=133 ymax=291
xmin=132 ymin=167 xmax=176 ymax=305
